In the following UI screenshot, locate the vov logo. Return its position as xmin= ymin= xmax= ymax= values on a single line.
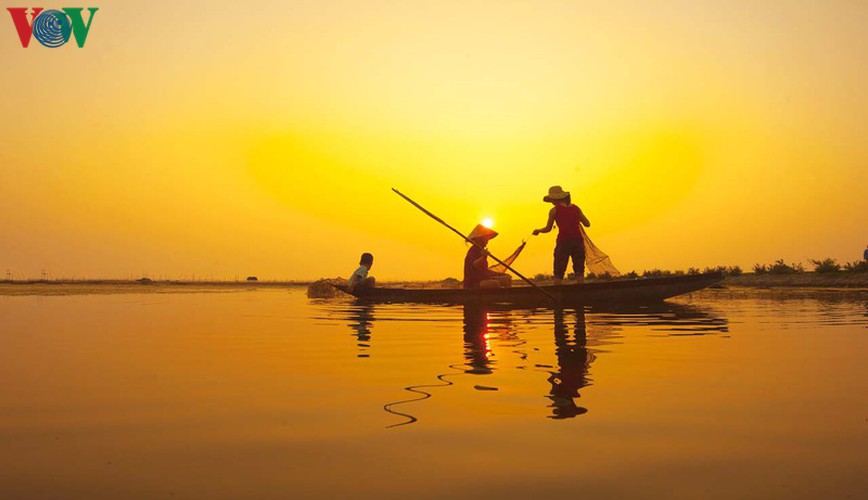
xmin=7 ymin=7 xmax=98 ymax=48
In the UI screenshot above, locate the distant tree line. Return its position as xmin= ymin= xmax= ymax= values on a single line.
xmin=753 ymin=258 xmax=868 ymax=274
xmin=528 ymin=258 xmax=867 ymax=282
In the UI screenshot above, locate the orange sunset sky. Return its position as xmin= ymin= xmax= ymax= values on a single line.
xmin=1 ymin=1 xmax=866 ymax=281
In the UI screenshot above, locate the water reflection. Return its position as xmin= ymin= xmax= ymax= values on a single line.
xmin=380 ymin=305 xmax=506 ymax=428
xmin=382 ymin=371 xmax=456 ymax=428
xmin=347 ymin=304 xmax=375 ymax=358
xmin=462 ymin=305 xmax=494 ymax=375
xmin=548 ymin=308 xmax=591 ymax=419
xmin=462 ymin=305 xmax=594 ymax=418
xmin=323 ymin=300 xmax=730 ymax=428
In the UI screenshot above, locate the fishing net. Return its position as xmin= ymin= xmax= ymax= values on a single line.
xmin=489 ymin=229 xmax=620 ymax=278
xmin=580 ymin=226 xmax=621 ymax=277
xmin=307 ymin=278 xmax=347 ymax=298
xmin=488 ymin=241 xmax=526 ymax=274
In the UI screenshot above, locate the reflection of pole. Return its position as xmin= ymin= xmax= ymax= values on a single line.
xmin=381 ymin=304 xmax=464 ymax=429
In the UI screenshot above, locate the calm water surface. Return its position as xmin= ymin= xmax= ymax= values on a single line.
xmin=1 ymin=287 xmax=866 ymax=499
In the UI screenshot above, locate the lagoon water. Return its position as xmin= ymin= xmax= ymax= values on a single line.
xmin=1 ymin=286 xmax=866 ymax=499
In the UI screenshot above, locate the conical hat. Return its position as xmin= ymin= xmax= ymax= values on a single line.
xmin=468 ymin=224 xmax=498 ymax=241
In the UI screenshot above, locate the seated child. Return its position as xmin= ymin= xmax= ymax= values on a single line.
xmin=348 ymin=252 xmax=376 ymax=292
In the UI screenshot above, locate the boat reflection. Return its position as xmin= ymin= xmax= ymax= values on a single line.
xmin=329 ymin=300 xmax=728 ymax=428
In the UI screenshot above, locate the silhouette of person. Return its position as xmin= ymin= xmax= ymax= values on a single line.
xmin=533 ymin=186 xmax=591 ymax=284
xmin=547 ymin=308 xmax=592 ymax=418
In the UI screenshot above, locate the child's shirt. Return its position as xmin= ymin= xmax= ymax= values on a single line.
xmin=348 ymin=265 xmax=368 ymax=290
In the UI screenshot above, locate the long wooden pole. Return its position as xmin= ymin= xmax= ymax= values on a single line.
xmin=392 ymin=188 xmax=559 ymax=304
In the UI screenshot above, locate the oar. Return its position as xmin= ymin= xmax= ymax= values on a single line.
xmin=392 ymin=188 xmax=559 ymax=305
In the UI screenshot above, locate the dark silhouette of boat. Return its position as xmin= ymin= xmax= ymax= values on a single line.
xmin=337 ymin=272 xmax=723 ymax=306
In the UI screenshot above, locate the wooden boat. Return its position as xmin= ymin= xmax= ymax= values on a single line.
xmin=336 ymin=272 xmax=724 ymax=306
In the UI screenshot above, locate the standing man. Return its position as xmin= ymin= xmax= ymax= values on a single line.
xmin=533 ymin=186 xmax=591 ymax=285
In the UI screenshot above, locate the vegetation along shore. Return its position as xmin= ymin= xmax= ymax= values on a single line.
xmin=2 ymin=259 xmax=867 ymax=297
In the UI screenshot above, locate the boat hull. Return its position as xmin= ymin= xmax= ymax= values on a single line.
xmin=337 ymin=272 xmax=724 ymax=306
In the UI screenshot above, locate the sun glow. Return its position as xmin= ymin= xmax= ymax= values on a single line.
xmin=481 ymin=218 xmax=494 ymax=229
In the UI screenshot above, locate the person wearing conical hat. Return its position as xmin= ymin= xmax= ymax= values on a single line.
xmin=533 ymin=186 xmax=591 ymax=284
xmin=463 ymin=224 xmax=512 ymax=289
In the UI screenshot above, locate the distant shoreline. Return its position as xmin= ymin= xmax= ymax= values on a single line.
xmin=721 ymin=272 xmax=868 ymax=288
xmin=0 ymin=279 xmax=312 ymax=287
xmin=0 ymin=280 xmax=312 ymax=296
xmin=1 ymin=272 xmax=866 ymax=296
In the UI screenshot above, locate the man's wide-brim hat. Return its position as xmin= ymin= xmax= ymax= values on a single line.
xmin=543 ymin=185 xmax=570 ymax=202
xmin=468 ymin=224 xmax=498 ymax=241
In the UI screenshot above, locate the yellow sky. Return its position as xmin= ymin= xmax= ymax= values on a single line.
xmin=1 ymin=1 xmax=866 ymax=280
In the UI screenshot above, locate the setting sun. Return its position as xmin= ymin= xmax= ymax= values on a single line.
xmin=481 ymin=217 xmax=494 ymax=229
